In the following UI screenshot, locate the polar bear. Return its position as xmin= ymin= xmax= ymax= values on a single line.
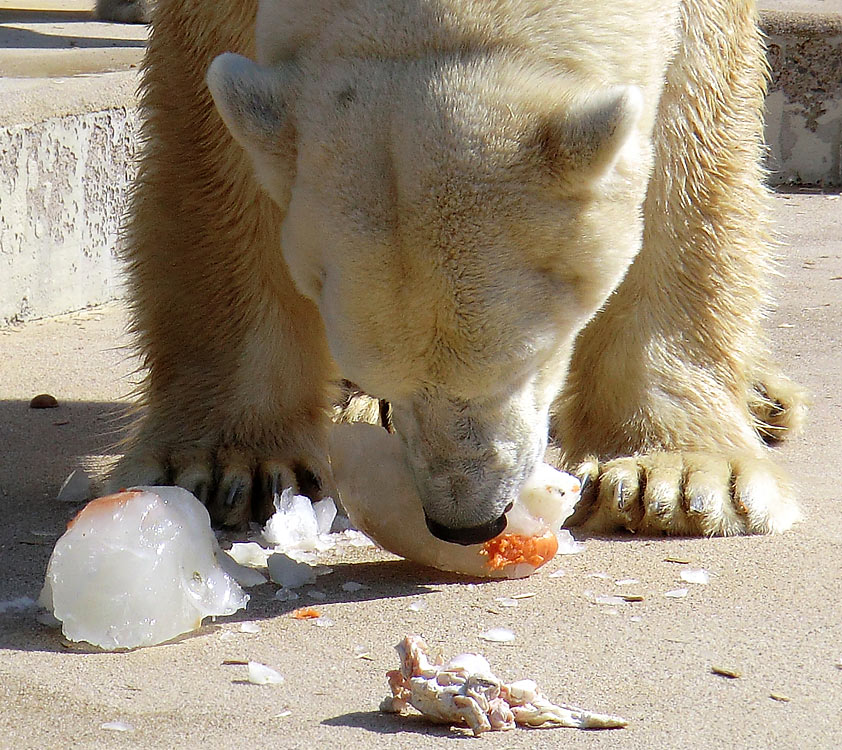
xmin=109 ymin=0 xmax=807 ymax=542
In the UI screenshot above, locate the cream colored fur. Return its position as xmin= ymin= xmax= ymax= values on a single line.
xmin=110 ymin=0 xmax=806 ymax=536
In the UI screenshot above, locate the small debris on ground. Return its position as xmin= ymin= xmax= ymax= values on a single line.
xmin=711 ymin=666 xmax=741 ymax=679
xmin=267 ymin=553 xmax=316 ymax=589
xmin=680 ymin=568 xmax=710 ymax=585
xmin=664 ymin=588 xmax=689 ymax=599
xmin=100 ymin=721 xmax=133 ymax=732
xmin=291 ymin=607 xmax=321 ymax=620
xmin=30 ymin=393 xmax=59 ymax=409
xmin=769 ymin=692 xmax=791 ymax=702
xmin=56 ymin=469 xmax=92 ymax=504
xmin=247 ymin=661 xmax=284 ymax=685
xmin=479 ymin=627 xmax=516 ymax=644
xmin=353 ymin=645 xmax=374 ymax=660
xmin=664 ymin=556 xmax=691 ymax=564
xmin=556 ymin=530 xmax=585 ymax=555
xmin=494 ymin=597 xmax=520 ymax=608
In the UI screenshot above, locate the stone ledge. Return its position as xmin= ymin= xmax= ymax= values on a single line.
xmin=0 ymin=71 xmax=140 ymax=326
xmin=762 ymin=10 xmax=842 ymax=186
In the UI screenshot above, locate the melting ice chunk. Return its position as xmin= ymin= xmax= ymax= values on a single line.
xmin=39 ymin=487 xmax=248 ymax=650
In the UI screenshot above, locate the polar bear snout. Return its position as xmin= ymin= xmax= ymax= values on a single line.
xmin=391 ymin=393 xmax=546 ymax=542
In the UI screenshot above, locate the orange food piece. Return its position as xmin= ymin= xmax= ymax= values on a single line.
xmin=291 ymin=607 xmax=321 ymax=620
xmin=481 ymin=531 xmax=559 ymax=572
xmin=66 ymin=490 xmax=146 ymax=529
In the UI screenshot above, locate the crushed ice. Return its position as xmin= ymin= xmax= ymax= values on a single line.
xmin=556 ymin=529 xmax=585 ymax=555
xmin=680 ymin=568 xmax=710 ymax=585
xmin=100 ymin=721 xmax=133 ymax=732
xmin=479 ymin=627 xmax=516 ymax=643
xmin=247 ymin=661 xmax=284 ymax=685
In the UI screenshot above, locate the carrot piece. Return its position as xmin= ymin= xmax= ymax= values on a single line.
xmin=291 ymin=607 xmax=321 ymax=620
xmin=481 ymin=531 xmax=559 ymax=571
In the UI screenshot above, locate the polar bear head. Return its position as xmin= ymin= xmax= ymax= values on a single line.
xmin=208 ymin=51 xmax=645 ymax=544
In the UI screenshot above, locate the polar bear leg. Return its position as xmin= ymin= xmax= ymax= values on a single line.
xmin=107 ymin=0 xmax=337 ymax=526
xmin=556 ymin=0 xmax=805 ymax=534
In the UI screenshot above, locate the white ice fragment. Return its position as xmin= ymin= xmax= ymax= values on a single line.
xmin=629 ymin=616 xmax=643 ymax=623
xmin=588 ymin=572 xmax=611 ymax=580
xmin=57 ymin=469 xmax=92 ymax=503
xmin=307 ymin=589 xmax=327 ymax=601
xmin=615 ymin=578 xmax=640 ymax=586
xmin=664 ymin=588 xmax=689 ymax=599
xmin=267 ymin=553 xmax=316 ymax=589
xmin=226 ymin=542 xmax=270 ymax=569
xmin=680 ymin=568 xmax=710 ymax=585
xmin=341 ymin=581 xmax=368 ymax=593
xmin=408 ymin=600 xmax=426 ymax=612
xmin=275 ymin=589 xmax=299 ymax=603
xmin=313 ymin=616 xmax=334 ymax=627
xmin=494 ymin=597 xmax=520 ymax=608
xmin=556 ymin=529 xmax=584 ymax=555
xmin=353 ymin=644 xmax=372 ymax=659
xmin=239 ymin=621 xmax=260 ymax=634
xmin=479 ymin=627 xmax=516 ymax=644
xmin=100 ymin=721 xmax=133 ymax=732
xmin=594 ymin=594 xmax=626 ymax=606
xmin=548 ymin=569 xmax=566 ymax=578
xmin=0 ymin=596 xmax=36 ymax=614
xmin=312 ymin=497 xmax=338 ymax=535
xmin=218 ymin=551 xmax=267 ymax=587
xmin=247 ymin=661 xmax=284 ymax=685
xmin=262 ymin=489 xmax=319 ymax=551
xmin=39 ymin=487 xmax=248 ymax=650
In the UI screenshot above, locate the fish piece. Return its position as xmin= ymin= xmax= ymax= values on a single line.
xmin=381 ymin=635 xmax=628 ymax=735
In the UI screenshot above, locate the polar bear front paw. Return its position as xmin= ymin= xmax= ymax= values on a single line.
xmin=566 ymin=452 xmax=801 ymax=536
xmin=106 ymin=431 xmax=337 ymax=529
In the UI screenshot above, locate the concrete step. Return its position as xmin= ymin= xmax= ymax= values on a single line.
xmin=1 ymin=2 xmax=839 ymax=326
xmin=1 ymin=1 xmax=144 ymax=325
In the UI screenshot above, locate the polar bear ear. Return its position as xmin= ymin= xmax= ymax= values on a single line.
xmin=206 ymin=52 xmax=297 ymax=160
xmin=534 ymin=85 xmax=643 ymax=182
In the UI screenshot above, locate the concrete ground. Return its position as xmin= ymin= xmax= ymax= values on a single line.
xmin=0 ymin=191 xmax=840 ymax=749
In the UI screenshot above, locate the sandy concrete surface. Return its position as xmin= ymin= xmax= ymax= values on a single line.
xmin=0 ymin=191 xmax=840 ymax=749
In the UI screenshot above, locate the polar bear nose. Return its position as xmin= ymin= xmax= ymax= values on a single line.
xmin=424 ymin=511 xmax=508 ymax=546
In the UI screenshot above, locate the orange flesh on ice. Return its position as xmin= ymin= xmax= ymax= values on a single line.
xmin=66 ymin=490 xmax=146 ymax=529
xmin=481 ymin=531 xmax=559 ymax=571
xmin=291 ymin=607 xmax=321 ymax=620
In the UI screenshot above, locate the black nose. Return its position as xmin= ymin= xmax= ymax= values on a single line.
xmin=424 ymin=512 xmax=508 ymax=546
